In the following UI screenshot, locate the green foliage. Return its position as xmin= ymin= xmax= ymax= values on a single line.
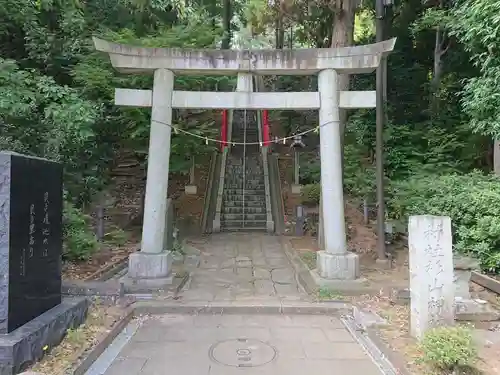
xmin=0 ymin=58 xmax=106 ymax=203
xmin=63 ymin=201 xmax=98 ymax=261
xmin=301 ymin=184 xmax=320 ymax=205
xmin=388 ymin=171 xmax=500 ymax=271
xmin=419 ymin=325 xmax=477 ymax=372
xmin=448 ymin=0 xmax=500 ymax=137
xmin=103 ymin=228 xmax=128 ymax=246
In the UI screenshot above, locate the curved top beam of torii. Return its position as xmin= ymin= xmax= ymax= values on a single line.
xmin=92 ymin=36 xmax=396 ymax=75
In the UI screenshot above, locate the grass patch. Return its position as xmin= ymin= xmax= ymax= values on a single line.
xmin=317 ymin=287 xmax=345 ymax=301
xmin=299 ymin=251 xmax=316 ymax=270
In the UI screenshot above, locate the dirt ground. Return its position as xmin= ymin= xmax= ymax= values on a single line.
xmin=290 ymin=233 xmax=500 ymax=375
xmin=29 ymin=302 xmax=129 ymax=375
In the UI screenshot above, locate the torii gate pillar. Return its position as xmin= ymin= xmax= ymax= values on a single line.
xmin=127 ymin=68 xmax=175 ymax=286
xmin=316 ymin=69 xmax=358 ymax=280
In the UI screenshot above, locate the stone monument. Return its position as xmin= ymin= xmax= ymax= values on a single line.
xmin=0 ymin=152 xmax=88 ymax=374
xmin=409 ymin=215 xmax=454 ymax=339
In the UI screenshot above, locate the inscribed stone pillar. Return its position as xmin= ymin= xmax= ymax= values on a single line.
xmin=128 ymin=68 xmax=174 ymax=285
xmin=316 ymin=69 xmax=359 ymax=280
xmin=409 ymin=215 xmax=454 ymax=339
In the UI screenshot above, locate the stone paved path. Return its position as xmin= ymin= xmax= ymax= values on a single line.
xmin=88 ymin=234 xmax=385 ymax=375
xmin=178 ymin=233 xmax=306 ymax=301
xmin=102 ymin=314 xmax=381 ymax=375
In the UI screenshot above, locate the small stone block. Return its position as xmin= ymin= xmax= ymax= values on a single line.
xmin=453 ymin=255 xmax=480 ymax=270
xmin=316 ymin=251 xmax=360 ymax=280
xmin=454 ymin=298 xmax=500 ymax=322
xmin=184 ymin=185 xmax=197 ymax=195
xmin=291 ymin=184 xmax=302 ymax=194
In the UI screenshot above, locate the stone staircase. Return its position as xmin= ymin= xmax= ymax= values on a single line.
xmin=221 ymin=111 xmax=268 ymax=231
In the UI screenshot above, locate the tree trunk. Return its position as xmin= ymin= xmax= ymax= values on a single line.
xmin=430 ymin=0 xmax=449 ymax=113
xmin=275 ymin=15 xmax=285 ymax=49
xmin=494 ymin=140 xmax=500 ymax=175
xmin=221 ymin=0 xmax=231 ymax=49
xmin=330 ymin=0 xmax=356 ymax=170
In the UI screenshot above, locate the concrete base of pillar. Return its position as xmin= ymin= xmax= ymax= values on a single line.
xmin=316 ymin=250 xmax=360 ymax=280
xmin=123 ymin=252 xmax=173 ymax=289
xmin=291 ymin=184 xmax=302 ymax=194
xmin=184 ymin=185 xmax=197 ymax=195
xmin=266 ymin=220 xmax=274 ymax=233
xmin=212 ymin=218 xmax=221 ymax=232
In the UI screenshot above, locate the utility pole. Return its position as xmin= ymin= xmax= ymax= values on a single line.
xmin=375 ymin=0 xmax=389 ymax=266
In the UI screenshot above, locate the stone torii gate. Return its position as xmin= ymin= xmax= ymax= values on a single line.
xmin=93 ymin=37 xmax=396 ymax=288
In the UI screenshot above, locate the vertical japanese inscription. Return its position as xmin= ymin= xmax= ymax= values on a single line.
xmin=409 ymin=215 xmax=454 ymax=339
xmin=29 ymin=203 xmax=35 ymax=258
xmin=42 ymin=192 xmax=49 ymax=257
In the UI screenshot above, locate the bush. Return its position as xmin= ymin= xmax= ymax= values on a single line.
xmin=301 ymin=183 xmax=320 ymax=205
xmin=419 ymin=325 xmax=477 ymax=372
xmin=63 ymin=201 xmax=98 ymax=261
xmin=388 ymin=171 xmax=500 ymax=272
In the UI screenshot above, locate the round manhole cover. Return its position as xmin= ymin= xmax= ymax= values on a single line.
xmin=209 ymin=338 xmax=277 ymax=367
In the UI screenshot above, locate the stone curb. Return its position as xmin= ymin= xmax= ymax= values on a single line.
xmin=364 ymin=328 xmax=412 ymax=375
xmin=342 ymin=316 xmax=410 ymax=375
xmin=280 ymin=238 xmax=318 ymax=295
xmin=132 ymin=300 xmax=352 ymax=316
xmin=94 ymin=257 xmax=129 ymax=281
xmin=471 ymin=271 xmax=500 ymax=295
xmin=62 ymin=272 xmax=189 ymax=297
xmin=71 ymin=308 xmax=134 ymax=375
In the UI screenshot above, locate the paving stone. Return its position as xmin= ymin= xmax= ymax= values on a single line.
xmin=236 ymin=267 xmax=253 ymax=279
xmin=253 ymin=268 xmax=271 ymax=279
xmin=236 ymin=260 xmax=253 ymax=268
xmin=274 ymin=283 xmax=299 ymax=296
xmin=220 ymin=258 xmax=236 ymax=268
xmin=267 ymin=257 xmax=289 ymax=268
xmin=270 ymin=327 xmax=328 ymax=342
xmin=271 ymin=269 xmax=295 ymax=284
xmin=302 ymin=342 xmax=368 ymax=360
xmin=270 ymin=358 xmax=382 ymax=374
xmin=267 ymin=339 xmax=306 ymax=359
xmin=120 ymin=341 xmax=191 ymax=359
xmin=253 ymin=257 xmax=270 ymax=267
xmin=139 ymin=355 xmax=211 ymax=374
xmin=254 ymin=279 xmax=276 ymax=295
xmin=200 ymin=256 xmax=225 ymax=269
xmin=324 ymin=328 xmax=356 ymax=342
xmin=291 ymin=315 xmax=344 ymax=329
xmin=236 ymin=256 xmax=252 ymax=262
xmin=104 ymin=357 xmax=146 ymax=375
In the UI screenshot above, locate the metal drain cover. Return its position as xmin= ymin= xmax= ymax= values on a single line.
xmin=209 ymin=338 xmax=277 ymax=367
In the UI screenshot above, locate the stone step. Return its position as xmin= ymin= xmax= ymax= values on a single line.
xmin=224 ymin=185 xmax=266 ymax=190
xmin=224 ymin=194 xmax=266 ymax=200
xmin=224 ymin=189 xmax=265 ymax=195
xmin=223 ymin=200 xmax=266 ymax=208
xmin=222 ymin=207 xmax=266 ymax=214
xmin=222 ymin=213 xmax=267 ymax=221
xmin=221 ymin=220 xmax=268 ymax=231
